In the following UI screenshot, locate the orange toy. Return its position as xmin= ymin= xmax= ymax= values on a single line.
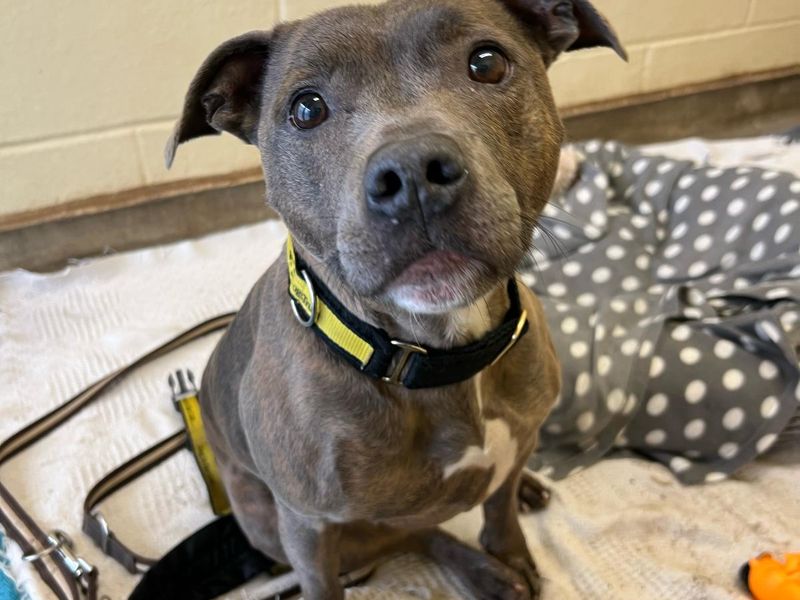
xmin=741 ymin=553 xmax=800 ymax=600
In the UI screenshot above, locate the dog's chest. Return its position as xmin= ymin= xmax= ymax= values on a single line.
xmin=442 ymin=415 xmax=518 ymax=498
xmin=441 ymin=373 xmax=518 ymax=497
xmin=319 ymin=373 xmax=527 ymax=526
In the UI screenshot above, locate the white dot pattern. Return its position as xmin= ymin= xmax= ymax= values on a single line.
xmin=685 ymin=380 xmax=706 ymax=404
xmin=646 ymin=394 xmax=669 ymax=416
xmin=525 ymin=141 xmax=799 ymax=485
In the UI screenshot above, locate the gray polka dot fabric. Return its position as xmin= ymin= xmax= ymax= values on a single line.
xmin=525 ymin=140 xmax=800 ymax=484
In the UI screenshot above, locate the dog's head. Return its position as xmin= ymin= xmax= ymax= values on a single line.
xmin=167 ymin=0 xmax=624 ymax=314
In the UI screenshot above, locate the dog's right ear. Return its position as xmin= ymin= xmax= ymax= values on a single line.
xmin=500 ymin=0 xmax=626 ymax=66
xmin=165 ymin=31 xmax=272 ymax=168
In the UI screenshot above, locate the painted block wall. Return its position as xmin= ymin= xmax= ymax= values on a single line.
xmin=1 ymin=0 xmax=798 ymax=219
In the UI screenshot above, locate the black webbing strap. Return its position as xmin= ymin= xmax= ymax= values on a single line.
xmin=128 ymin=515 xmax=286 ymax=600
xmin=129 ymin=515 xmax=375 ymax=600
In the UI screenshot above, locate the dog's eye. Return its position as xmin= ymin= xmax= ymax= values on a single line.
xmin=290 ymin=92 xmax=329 ymax=130
xmin=468 ymin=47 xmax=509 ymax=84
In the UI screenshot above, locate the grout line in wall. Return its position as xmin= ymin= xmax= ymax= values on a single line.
xmin=0 ymin=116 xmax=180 ymax=152
xmin=641 ymin=46 xmax=655 ymax=94
xmin=555 ymin=42 xmax=648 ymax=64
xmin=745 ymin=0 xmax=758 ymax=26
xmin=2 ymin=14 xmax=797 ymax=155
xmin=560 ymin=18 xmax=800 ymax=65
xmin=132 ymin=129 xmax=151 ymax=186
xmin=0 ymin=117 xmax=180 ymax=154
xmin=641 ymin=18 xmax=800 ymax=51
xmin=615 ymin=5 xmax=795 ymax=49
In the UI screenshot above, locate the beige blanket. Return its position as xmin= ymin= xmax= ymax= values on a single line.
xmin=1 ymin=136 xmax=798 ymax=599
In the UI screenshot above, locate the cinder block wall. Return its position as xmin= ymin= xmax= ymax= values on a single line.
xmin=1 ymin=0 xmax=798 ymax=220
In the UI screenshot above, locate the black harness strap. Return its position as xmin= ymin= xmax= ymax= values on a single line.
xmin=128 ymin=515 xmax=285 ymax=600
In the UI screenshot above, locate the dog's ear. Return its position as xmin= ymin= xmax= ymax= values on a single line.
xmin=500 ymin=0 xmax=626 ymax=65
xmin=165 ymin=31 xmax=272 ymax=168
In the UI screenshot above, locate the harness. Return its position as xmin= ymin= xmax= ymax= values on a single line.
xmin=0 ymin=237 xmax=530 ymax=599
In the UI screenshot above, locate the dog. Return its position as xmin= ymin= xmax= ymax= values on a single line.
xmin=166 ymin=1 xmax=624 ymax=598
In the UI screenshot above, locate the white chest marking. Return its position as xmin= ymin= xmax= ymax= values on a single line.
xmin=442 ymin=374 xmax=518 ymax=497
xmin=445 ymin=295 xmax=494 ymax=344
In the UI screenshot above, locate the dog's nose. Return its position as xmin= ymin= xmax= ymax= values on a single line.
xmin=364 ymin=134 xmax=467 ymax=220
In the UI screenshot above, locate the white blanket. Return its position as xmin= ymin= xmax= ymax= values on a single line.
xmin=1 ymin=136 xmax=798 ymax=600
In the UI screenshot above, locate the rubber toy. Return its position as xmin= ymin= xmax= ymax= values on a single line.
xmin=740 ymin=552 xmax=800 ymax=600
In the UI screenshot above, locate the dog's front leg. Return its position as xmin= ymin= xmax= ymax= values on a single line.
xmin=480 ymin=466 xmax=542 ymax=599
xmin=277 ymin=503 xmax=344 ymax=600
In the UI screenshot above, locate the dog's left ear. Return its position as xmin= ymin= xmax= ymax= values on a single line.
xmin=164 ymin=30 xmax=273 ymax=168
xmin=500 ymin=0 xmax=627 ymax=65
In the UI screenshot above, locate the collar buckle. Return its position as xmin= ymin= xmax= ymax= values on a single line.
xmin=382 ymin=340 xmax=428 ymax=385
xmin=491 ymin=309 xmax=528 ymax=367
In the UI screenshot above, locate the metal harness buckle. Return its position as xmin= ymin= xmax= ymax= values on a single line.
xmin=23 ymin=530 xmax=95 ymax=594
xmin=382 ymin=340 xmax=428 ymax=385
xmin=92 ymin=511 xmax=111 ymax=554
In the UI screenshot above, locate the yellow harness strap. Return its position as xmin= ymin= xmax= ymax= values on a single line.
xmin=286 ymin=235 xmax=374 ymax=367
xmin=175 ymin=392 xmax=231 ymax=516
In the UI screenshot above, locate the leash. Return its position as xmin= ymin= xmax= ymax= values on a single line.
xmin=0 ymin=313 xmax=236 ymax=600
xmin=83 ymin=424 xmax=294 ymax=600
xmin=82 ymin=431 xmax=188 ymax=574
xmin=1 ymin=312 xmax=368 ymax=600
xmin=78 ymin=370 xmax=369 ymax=599
xmin=82 ymin=368 xmax=232 ymax=576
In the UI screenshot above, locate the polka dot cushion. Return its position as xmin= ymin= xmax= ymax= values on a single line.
xmin=526 ymin=141 xmax=800 ymax=484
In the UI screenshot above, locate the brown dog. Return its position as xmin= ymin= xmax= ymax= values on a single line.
xmin=166 ymin=1 xmax=624 ymax=598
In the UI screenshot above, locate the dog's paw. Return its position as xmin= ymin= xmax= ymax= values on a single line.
xmin=504 ymin=553 xmax=543 ymax=600
xmin=782 ymin=125 xmax=800 ymax=144
xmin=461 ymin=553 xmax=533 ymax=600
xmin=517 ymin=471 xmax=551 ymax=514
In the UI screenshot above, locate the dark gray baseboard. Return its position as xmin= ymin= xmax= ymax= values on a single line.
xmin=1 ymin=182 xmax=274 ymax=273
xmin=3 ymin=72 xmax=798 ymax=273
xmin=564 ymin=71 xmax=800 ymax=144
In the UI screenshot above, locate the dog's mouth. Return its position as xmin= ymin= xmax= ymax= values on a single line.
xmin=384 ymin=250 xmax=493 ymax=313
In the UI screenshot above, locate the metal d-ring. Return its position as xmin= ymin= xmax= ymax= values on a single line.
xmin=290 ymin=269 xmax=317 ymax=328
xmin=22 ymin=530 xmax=71 ymax=562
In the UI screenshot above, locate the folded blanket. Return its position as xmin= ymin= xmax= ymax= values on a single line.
xmin=528 ymin=141 xmax=800 ymax=484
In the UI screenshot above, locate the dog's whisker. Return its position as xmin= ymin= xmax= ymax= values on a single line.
xmin=536 ymin=215 xmax=583 ymax=233
xmin=481 ymin=297 xmax=492 ymax=331
xmin=534 ymin=223 xmax=569 ymax=261
xmin=543 ymin=200 xmax=573 ymax=217
xmin=526 ymin=250 xmax=548 ymax=283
